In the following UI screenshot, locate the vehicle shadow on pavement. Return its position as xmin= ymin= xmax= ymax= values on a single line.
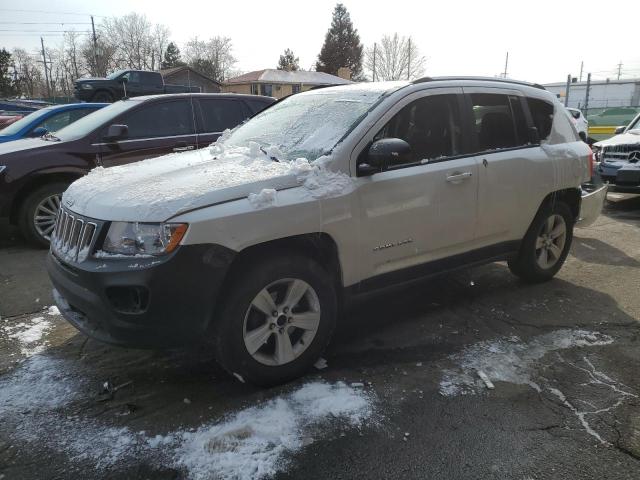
xmin=571 ymin=236 xmax=640 ymax=267
xmin=329 ymin=262 xmax=640 ymax=368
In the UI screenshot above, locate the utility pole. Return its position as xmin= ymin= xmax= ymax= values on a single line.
xmin=91 ymin=15 xmax=98 ymax=76
xmin=372 ymin=42 xmax=376 ymax=82
xmin=40 ymin=37 xmax=51 ymax=99
xmin=564 ymin=74 xmax=571 ymax=107
xmin=584 ymin=72 xmax=591 ymax=114
xmin=407 ymin=37 xmax=411 ymax=80
xmin=617 ymin=61 xmax=623 ymax=80
xmin=579 ymin=61 xmax=583 ymax=82
xmin=503 ymin=52 xmax=509 ymax=78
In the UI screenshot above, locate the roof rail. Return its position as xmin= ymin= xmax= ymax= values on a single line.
xmin=411 ymin=76 xmax=546 ymax=90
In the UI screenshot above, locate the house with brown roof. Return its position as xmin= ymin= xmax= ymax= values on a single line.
xmin=160 ymin=66 xmax=221 ymax=93
xmin=222 ymin=69 xmax=351 ymax=99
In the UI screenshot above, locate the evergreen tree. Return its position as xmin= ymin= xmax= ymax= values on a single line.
xmin=162 ymin=42 xmax=184 ymax=69
xmin=315 ymin=3 xmax=363 ymax=79
xmin=277 ymin=48 xmax=300 ymax=71
xmin=0 ymin=48 xmax=15 ymax=97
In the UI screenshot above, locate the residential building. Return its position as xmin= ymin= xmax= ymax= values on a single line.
xmin=160 ymin=66 xmax=221 ymax=93
xmin=222 ymin=69 xmax=351 ymax=99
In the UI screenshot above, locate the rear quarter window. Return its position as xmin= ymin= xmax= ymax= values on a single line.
xmin=526 ymin=98 xmax=554 ymax=141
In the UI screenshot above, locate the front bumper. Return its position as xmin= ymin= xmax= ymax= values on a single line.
xmin=577 ymin=183 xmax=607 ymax=228
xmin=47 ymin=244 xmax=236 ymax=348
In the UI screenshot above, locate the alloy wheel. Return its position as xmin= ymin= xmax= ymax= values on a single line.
xmin=33 ymin=193 xmax=61 ymax=241
xmin=243 ymin=278 xmax=321 ymax=366
xmin=535 ymin=214 xmax=566 ymax=269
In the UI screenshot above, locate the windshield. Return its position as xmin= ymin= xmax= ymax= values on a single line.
xmin=53 ymin=100 xmax=137 ymax=141
xmin=0 ymin=108 xmax=53 ymax=136
xmin=106 ymin=70 xmax=126 ymax=80
xmin=628 ymin=114 xmax=640 ymax=131
xmin=224 ymin=85 xmax=394 ymax=161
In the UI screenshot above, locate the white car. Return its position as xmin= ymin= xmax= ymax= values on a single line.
xmin=567 ymin=107 xmax=589 ymax=142
xmin=47 ymin=77 xmax=606 ymax=386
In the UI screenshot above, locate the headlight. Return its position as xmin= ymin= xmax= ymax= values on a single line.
xmin=100 ymin=222 xmax=188 ymax=256
xmin=0 ymin=166 xmax=6 ymax=174
xmin=80 ymin=84 xmax=93 ymax=90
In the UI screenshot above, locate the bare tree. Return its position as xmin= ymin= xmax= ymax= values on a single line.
xmin=12 ymin=48 xmax=43 ymax=97
xmin=152 ymin=24 xmax=170 ymax=71
xmin=184 ymin=36 xmax=236 ymax=82
xmin=364 ymin=33 xmax=425 ymax=81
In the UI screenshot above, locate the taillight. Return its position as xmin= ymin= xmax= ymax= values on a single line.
xmin=587 ymin=148 xmax=594 ymax=178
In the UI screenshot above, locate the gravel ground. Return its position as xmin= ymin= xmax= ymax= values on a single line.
xmin=1 ymin=194 xmax=639 ymax=480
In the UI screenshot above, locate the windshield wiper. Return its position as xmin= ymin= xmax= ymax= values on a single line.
xmin=41 ymin=132 xmax=60 ymax=142
xmin=260 ymin=145 xmax=279 ymax=162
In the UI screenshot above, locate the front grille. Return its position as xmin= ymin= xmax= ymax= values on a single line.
xmin=601 ymin=144 xmax=640 ymax=162
xmin=51 ymin=206 xmax=98 ymax=263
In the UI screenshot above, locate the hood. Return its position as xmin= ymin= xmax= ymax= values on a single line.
xmin=63 ymin=144 xmax=314 ymax=222
xmin=594 ymin=130 xmax=640 ymax=148
xmin=0 ymin=137 xmax=58 ymax=155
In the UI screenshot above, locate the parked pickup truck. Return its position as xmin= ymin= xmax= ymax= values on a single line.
xmin=74 ymin=70 xmax=201 ymax=103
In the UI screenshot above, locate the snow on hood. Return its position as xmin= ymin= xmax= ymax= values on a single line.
xmin=594 ymin=130 xmax=640 ymax=148
xmin=63 ymin=138 xmax=354 ymax=222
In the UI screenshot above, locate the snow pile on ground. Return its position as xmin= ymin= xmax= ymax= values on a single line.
xmin=439 ymin=329 xmax=613 ymax=396
xmin=47 ymin=305 xmax=60 ymax=316
xmin=3 ymin=316 xmax=53 ymax=356
xmin=172 ymin=381 xmax=373 ymax=480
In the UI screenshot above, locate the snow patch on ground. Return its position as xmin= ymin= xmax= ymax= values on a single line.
xmin=0 ymin=354 xmax=81 ymax=412
xmin=46 ymin=305 xmax=60 ymax=316
xmin=1 ymin=362 xmax=374 ymax=480
xmin=3 ymin=316 xmax=53 ymax=356
xmin=439 ymin=330 xmax=613 ymax=396
xmin=170 ymin=381 xmax=374 ymax=480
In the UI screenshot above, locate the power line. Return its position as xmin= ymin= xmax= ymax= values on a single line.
xmin=0 ymin=22 xmax=92 ymax=25
xmin=0 ymin=30 xmax=90 ymax=33
xmin=0 ymin=8 xmax=105 ymax=17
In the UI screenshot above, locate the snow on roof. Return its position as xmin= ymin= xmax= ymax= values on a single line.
xmin=226 ymin=69 xmax=351 ymax=86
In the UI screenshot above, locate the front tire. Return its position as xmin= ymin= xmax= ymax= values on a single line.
xmin=508 ymin=201 xmax=574 ymax=283
xmin=92 ymin=90 xmax=113 ymax=102
xmin=213 ymin=253 xmax=337 ymax=387
xmin=18 ymin=182 xmax=67 ymax=248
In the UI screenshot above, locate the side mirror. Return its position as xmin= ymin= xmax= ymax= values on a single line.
xmin=30 ymin=127 xmax=48 ymax=137
xmin=359 ymin=138 xmax=412 ymax=176
xmin=104 ymin=124 xmax=128 ymax=141
xmin=614 ymin=126 xmax=626 ymax=134
xmin=118 ymin=76 xmax=128 ymax=84
xmin=528 ymin=126 xmax=540 ymax=144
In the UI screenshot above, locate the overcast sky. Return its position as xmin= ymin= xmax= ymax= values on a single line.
xmin=1 ymin=0 xmax=639 ymax=84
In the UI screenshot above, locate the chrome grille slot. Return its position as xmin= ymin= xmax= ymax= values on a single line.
xmin=51 ymin=206 xmax=99 ymax=263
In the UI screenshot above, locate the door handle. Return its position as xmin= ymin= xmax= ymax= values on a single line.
xmin=446 ymin=171 xmax=473 ymax=182
xmin=173 ymin=145 xmax=195 ymax=152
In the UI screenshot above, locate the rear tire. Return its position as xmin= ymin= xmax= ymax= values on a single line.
xmin=18 ymin=182 xmax=67 ymax=248
xmin=213 ymin=252 xmax=337 ymax=387
xmin=508 ymin=201 xmax=574 ymax=283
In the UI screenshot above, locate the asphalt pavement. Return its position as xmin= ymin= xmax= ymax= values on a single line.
xmin=1 ymin=194 xmax=639 ymax=480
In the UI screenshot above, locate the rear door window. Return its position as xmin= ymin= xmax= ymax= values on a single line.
xmin=470 ymin=93 xmax=529 ymax=151
xmin=197 ymin=98 xmax=245 ymax=133
xmin=119 ymin=100 xmax=195 ymax=139
xmin=526 ymin=98 xmax=554 ymax=141
xmin=373 ymin=93 xmax=463 ymax=166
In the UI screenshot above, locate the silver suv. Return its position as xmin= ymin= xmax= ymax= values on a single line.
xmin=47 ymin=77 xmax=606 ymax=386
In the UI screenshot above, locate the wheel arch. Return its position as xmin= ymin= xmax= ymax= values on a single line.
xmin=540 ymin=187 xmax=581 ymax=221
xmin=9 ymin=172 xmax=82 ymax=224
